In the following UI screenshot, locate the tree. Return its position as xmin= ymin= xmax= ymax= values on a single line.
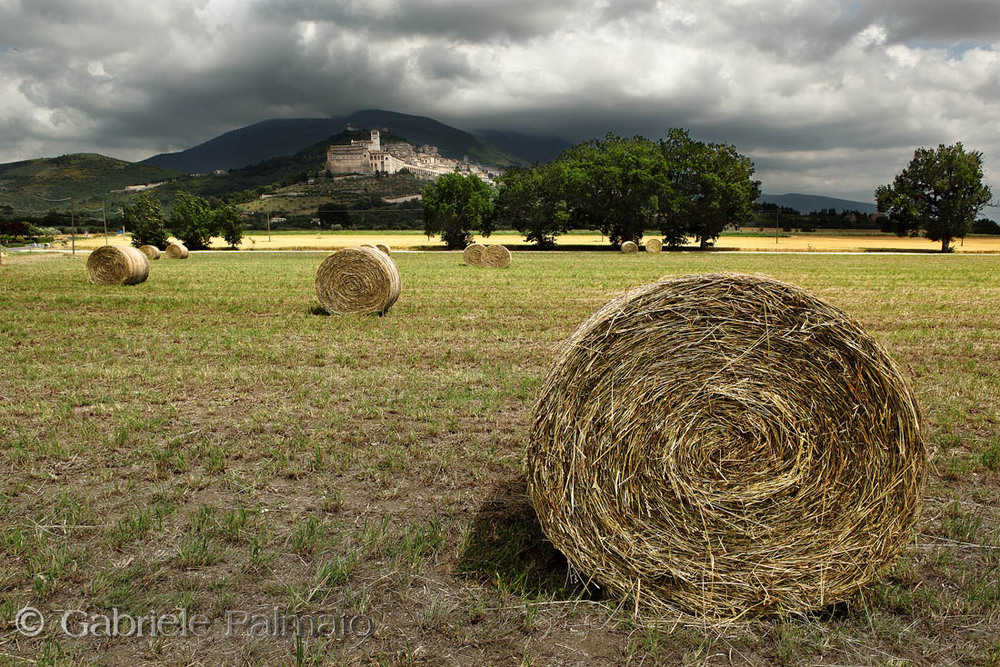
xmin=494 ymin=163 xmax=569 ymax=248
xmin=876 ymin=143 xmax=993 ymax=252
xmin=213 ymin=203 xmax=243 ymax=249
xmin=558 ymin=135 xmax=671 ymax=247
xmin=422 ymin=172 xmax=495 ymax=249
xmin=171 ymin=192 xmax=215 ymax=250
xmin=124 ymin=193 xmax=168 ymax=250
xmin=659 ymin=130 xmax=761 ymax=249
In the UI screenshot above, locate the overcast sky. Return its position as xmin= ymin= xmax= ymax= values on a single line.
xmin=1 ymin=0 xmax=999 ymax=205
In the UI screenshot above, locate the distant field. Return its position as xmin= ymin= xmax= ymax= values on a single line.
xmin=2 ymin=251 xmax=999 ymax=664
xmin=59 ymin=229 xmax=1000 ymax=253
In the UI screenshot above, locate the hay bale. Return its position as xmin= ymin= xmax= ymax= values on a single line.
xmin=314 ymin=246 xmax=401 ymax=315
xmin=528 ymin=273 xmax=925 ymax=620
xmin=463 ymin=243 xmax=486 ymax=266
xmin=165 ymin=242 xmax=189 ymax=259
xmin=482 ymin=244 xmax=512 ymax=269
xmin=86 ymin=245 xmax=150 ymax=285
xmin=621 ymin=241 xmax=639 ymax=253
xmin=645 ymin=238 xmax=663 ymax=253
xmin=375 ymin=243 xmax=391 ymax=256
xmin=138 ymin=245 xmax=161 ymax=260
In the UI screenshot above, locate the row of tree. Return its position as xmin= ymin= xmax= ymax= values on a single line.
xmin=423 ymin=130 xmax=762 ymax=249
xmin=126 ymin=192 xmax=244 ymax=250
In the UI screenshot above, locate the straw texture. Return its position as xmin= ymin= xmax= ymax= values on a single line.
xmin=138 ymin=245 xmax=161 ymax=260
xmin=165 ymin=242 xmax=189 ymax=259
xmin=528 ymin=273 xmax=925 ymax=620
xmin=463 ymin=243 xmax=486 ymax=266
xmin=86 ymin=245 xmax=150 ymax=285
xmin=645 ymin=238 xmax=663 ymax=253
xmin=314 ymin=246 xmax=401 ymax=315
xmin=482 ymin=244 xmax=512 ymax=268
xmin=621 ymin=241 xmax=639 ymax=253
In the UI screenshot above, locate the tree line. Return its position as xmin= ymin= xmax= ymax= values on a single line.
xmin=125 ymin=192 xmax=244 ymax=250
xmin=422 ymin=130 xmax=762 ymax=249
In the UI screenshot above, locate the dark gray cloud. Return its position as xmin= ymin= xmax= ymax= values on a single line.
xmin=0 ymin=0 xmax=998 ymax=204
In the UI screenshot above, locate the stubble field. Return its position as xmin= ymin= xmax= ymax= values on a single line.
xmin=1 ymin=250 xmax=999 ymax=665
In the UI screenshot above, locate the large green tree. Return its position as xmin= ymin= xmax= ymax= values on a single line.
xmin=494 ymin=163 xmax=569 ymax=248
xmin=171 ymin=192 xmax=215 ymax=250
xmin=213 ymin=203 xmax=244 ymax=249
xmin=876 ymin=143 xmax=994 ymax=252
xmin=660 ymin=130 xmax=760 ymax=249
xmin=558 ymin=135 xmax=671 ymax=247
xmin=422 ymin=172 xmax=495 ymax=249
xmin=124 ymin=193 xmax=168 ymax=250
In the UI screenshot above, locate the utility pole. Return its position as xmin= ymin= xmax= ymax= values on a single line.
xmin=102 ymin=199 xmax=108 ymax=245
xmin=775 ymin=209 xmax=779 ymax=245
xmin=71 ymin=196 xmax=76 ymax=255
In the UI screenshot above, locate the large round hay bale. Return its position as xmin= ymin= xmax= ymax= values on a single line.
xmin=463 ymin=243 xmax=486 ymax=266
xmin=86 ymin=245 xmax=150 ymax=285
xmin=375 ymin=243 xmax=391 ymax=256
xmin=528 ymin=273 xmax=925 ymax=620
xmin=621 ymin=241 xmax=639 ymax=253
xmin=165 ymin=242 xmax=189 ymax=259
xmin=315 ymin=246 xmax=401 ymax=315
xmin=645 ymin=238 xmax=663 ymax=253
xmin=138 ymin=245 xmax=161 ymax=260
xmin=482 ymin=244 xmax=512 ymax=269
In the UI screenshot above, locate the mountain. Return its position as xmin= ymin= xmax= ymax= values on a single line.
xmin=141 ymin=110 xmax=565 ymax=174
xmin=0 ymin=154 xmax=181 ymax=213
xmin=476 ymin=130 xmax=572 ymax=164
xmin=758 ymin=193 xmax=876 ymax=215
xmin=142 ymin=118 xmax=344 ymax=174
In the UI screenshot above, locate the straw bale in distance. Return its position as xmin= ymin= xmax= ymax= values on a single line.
xmin=86 ymin=245 xmax=150 ymax=285
xmin=375 ymin=243 xmax=391 ymax=255
xmin=138 ymin=245 xmax=161 ymax=260
xmin=463 ymin=243 xmax=486 ymax=266
xmin=645 ymin=238 xmax=663 ymax=253
xmin=165 ymin=242 xmax=189 ymax=259
xmin=620 ymin=241 xmax=639 ymax=253
xmin=315 ymin=246 xmax=401 ymax=315
xmin=528 ymin=272 xmax=925 ymax=620
xmin=482 ymin=244 xmax=512 ymax=268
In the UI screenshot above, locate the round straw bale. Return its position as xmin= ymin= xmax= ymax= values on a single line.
xmin=138 ymin=244 xmax=161 ymax=260
xmin=645 ymin=238 xmax=663 ymax=253
xmin=482 ymin=244 xmax=512 ymax=269
xmin=621 ymin=241 xmax=639 ymax=253
xmin=375 ymin=243 xmax=391 ymax=255
xmin=165 ymin=242 xmax=189 ymax=259
xmin=528 ymin=273 xmax=925 ymax=620
xmin=86 ymin=245 xmax=150 ymax=285
xmin=314 ymin=246 xmax=401 ymax=315
xmin=463 ymin=243 xmax=486 ymax=266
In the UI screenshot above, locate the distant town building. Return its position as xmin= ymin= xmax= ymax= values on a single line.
xmin=325 ymin=129 xmax=498 ymax=182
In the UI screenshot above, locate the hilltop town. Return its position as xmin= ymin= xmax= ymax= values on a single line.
xmin=325 ymin=129 xmax=499 ymax=182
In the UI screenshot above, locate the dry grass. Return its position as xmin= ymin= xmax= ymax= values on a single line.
xmin=1 ymin=250 xmax=999 ymax=664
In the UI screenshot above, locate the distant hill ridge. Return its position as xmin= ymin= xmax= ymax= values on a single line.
xmin=140 ymin=110 xmax=563 ymax=174
xmin=758 ymin=193 xmax=876 ymax=215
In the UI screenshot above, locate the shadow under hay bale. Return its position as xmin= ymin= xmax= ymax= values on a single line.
xmin=314 ymin=246 xmax=401 ymax=316
xmin=528 ymin=272 xmax=926 ymax=621
xmin=463 ymin=243 xmax=486 ymax=266
xmin=457 ymin=475 xmax=591 ymax=599
xmin=86 ymin=245 xmax=149 ymax=285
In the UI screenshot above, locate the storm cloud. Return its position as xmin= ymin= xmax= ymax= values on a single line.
xmin=1 ymin=0 xmax=998 ymax=204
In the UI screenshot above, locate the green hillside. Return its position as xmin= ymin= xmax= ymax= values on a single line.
xmin=0 ymin=153 xmax=181 ymax=215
